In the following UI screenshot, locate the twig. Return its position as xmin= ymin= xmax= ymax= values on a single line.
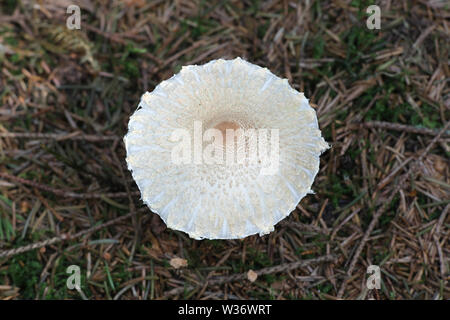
xmin=360 ymin=121 xmax=450 ymax=137
xmin=0 ymin=208 xmax=147 ymax=259
xmin=0 ymin=132 xmax=120 ymax=141
xmin=0 ymin=172 xmax=139 ymax=199
xmin=163 ymin=255 xmax=336 ymax=297
xmin=210 ymin=254 xmax=336 ymax=284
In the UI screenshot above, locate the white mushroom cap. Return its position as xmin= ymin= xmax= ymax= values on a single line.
xmin=124 ymin=57 xmax=328 ymax=240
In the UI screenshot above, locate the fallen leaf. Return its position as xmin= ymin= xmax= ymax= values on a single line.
xmin=247 ymin=269 xmax=258 ymax=282
xmin=20 ymin=201 xmax=29 ymax=213
xmin=170 ymin=257 xmax=188 ymax=269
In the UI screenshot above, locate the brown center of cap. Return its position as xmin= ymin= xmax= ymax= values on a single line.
xmin=213 ymin=121 xmax=242 ymax=147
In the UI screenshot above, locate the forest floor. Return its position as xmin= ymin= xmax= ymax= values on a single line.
xmin=0 ymin=0 xmax=448 ymax=299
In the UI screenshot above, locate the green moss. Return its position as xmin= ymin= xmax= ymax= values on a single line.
xmin=247 ymin=248 xmax=272 ymax=268
xmin=0 ymin=247 xmax=42 ymax=299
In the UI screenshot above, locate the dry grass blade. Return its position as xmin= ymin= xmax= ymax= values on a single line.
xmin=0 ymin=132 xmax=120 ymax=141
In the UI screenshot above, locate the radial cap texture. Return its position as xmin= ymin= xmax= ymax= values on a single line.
xmin=124 ymin=58 xmax=329 ymax=239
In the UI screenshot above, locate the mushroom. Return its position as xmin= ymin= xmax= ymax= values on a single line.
xmin=124 ymin=58 xmax=328 ymax=240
